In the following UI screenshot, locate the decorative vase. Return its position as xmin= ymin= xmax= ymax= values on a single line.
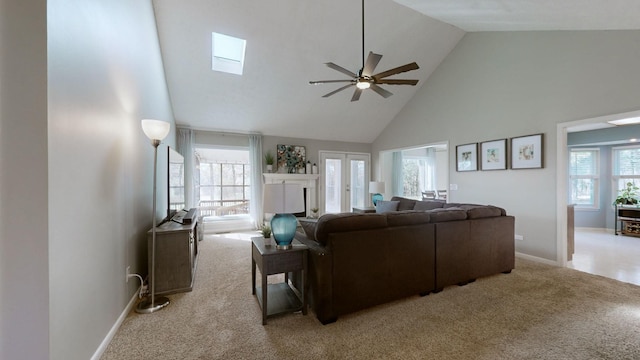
xmin=306 ymin=161 xmax=311 ymax=174
xmin=266 ymin=164 xmax=273 ymax=173
xmin=271 ymin=213 xmax=297 ymax=250
xmin=312 ymin=164 xmax=318 ymax=174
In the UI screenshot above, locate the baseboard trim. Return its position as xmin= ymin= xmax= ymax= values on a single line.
xmin=515 ymin=252 xmax=558 ymax=266
xmin=91 ymin=289 xmax=139 ymax=360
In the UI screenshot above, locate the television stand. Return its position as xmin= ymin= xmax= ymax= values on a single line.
xmin=149 ymin=208 xmax=200 ymax=294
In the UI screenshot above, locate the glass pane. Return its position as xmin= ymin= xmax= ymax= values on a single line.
xmin=200 ymin=163 xmax=213 ymax=185
xmin=212 ymin=164 xmax=221 ymax=186
xmin=571 ymin=179 xmax=595 ymax=206
xmin=325 ymin=158 xmax=342 ymax=213
xmin=614 ymin=148 xmax=640 ymax=175
xmin=617 ymin=179 xmax=640 ymax=195
xmin=402 ymin=159 xmax=420 ymax=198
xmin=350 ymin=159 xmax=365 ymax=208
xmin=244 ymin=164 xmax=251 ymax=185
xmin=570 ymin=150 xmax=596 ymax=175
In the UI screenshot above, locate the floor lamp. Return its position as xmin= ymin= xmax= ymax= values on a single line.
xmin=136 ymin=119 xmax=171 ymax=314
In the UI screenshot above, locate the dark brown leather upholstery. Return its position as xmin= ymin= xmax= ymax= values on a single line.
xmin=294 ymin=198 xmax=515 ymax=325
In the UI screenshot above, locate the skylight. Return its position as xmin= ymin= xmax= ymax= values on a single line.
xmin=211 ymin=32 xmax=246 ymax=75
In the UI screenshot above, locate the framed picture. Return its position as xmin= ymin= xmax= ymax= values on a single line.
xmin=511 ymin=134 xmax=543 ymax=169
xmin=480 ymin=139 xmax=507 ymax=170
xmin=456 ymin=143 xmax=478 ymax=172
xmin=276 ymin=144 xmax=306 ymax=173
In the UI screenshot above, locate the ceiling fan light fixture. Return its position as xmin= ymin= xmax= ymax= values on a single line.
xmin=309 ymin=0 xmax=419 ymax=101
xmin=356 ymin=80 xmax=371 ymax=90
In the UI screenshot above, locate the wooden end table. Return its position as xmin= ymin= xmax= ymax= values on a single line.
xmin=251 ymin=237 xmax=308 ymax=325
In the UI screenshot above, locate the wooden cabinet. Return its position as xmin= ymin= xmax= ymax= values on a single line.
xmin=615 ymin=205 xmax=640 ymax=237
xmin=148 ymin=216 xmax=199 ymax=295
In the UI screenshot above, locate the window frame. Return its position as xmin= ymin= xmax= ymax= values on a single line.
xmin=569 ymin=148 xmax=600 ymax=210
xmin=612 ymin=145 xmax=640 ymax=207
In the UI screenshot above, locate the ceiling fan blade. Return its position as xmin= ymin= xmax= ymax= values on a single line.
xmin=376 ymin=79 xmax=419 ymax=86
xmin=322 ymin=84 xmax=354 ymax=98
xmin=309 ymin=80 xmax=355 ymax=85
xmin=362 ymin=52 xmax=382 ymax=76
xmin=325 ymin=62 xmax=357 ymax=78
xmin=370 ymin=83 xmax=393 ymax=98
xmin=373 ymin=62 xmax=419 ymax=80
xmin=351 ymin=88 xmax=363 ymax=102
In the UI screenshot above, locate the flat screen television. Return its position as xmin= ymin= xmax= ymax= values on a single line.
xmin=168 ymin=147 xmax=185 ymax=216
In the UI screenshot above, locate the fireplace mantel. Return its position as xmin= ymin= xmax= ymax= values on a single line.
xmin=263 ymin=173 xmax=319 ymax=217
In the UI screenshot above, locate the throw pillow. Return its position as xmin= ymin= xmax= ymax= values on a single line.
xmin=376 ymin=200 xmax=400 ymax=213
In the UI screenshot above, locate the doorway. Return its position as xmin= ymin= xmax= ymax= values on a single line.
xmin=320 ymin=151 xmax=370 ymax=213
xmin=557 ymin=109 xmax=640 ymax=285
xmin=378 ymin=142 xmax=448 ymax=200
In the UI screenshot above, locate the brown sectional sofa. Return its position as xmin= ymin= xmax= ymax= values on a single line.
xmin=294 ymin=197 xmax=515 ymax=325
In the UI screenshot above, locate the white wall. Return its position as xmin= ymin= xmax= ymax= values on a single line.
xmin=0 ymin=1 xmax=49 ymax=359
xmin=47 ymin=1 xmax=175 ymax=359
xmin=373 ymin=31 xmax=640 ymax=261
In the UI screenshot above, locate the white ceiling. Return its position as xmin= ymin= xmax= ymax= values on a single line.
xmin=395 ymin=0 xmax=640 ymax=31
xmin=152 ymin=0 xmax=640 ymax=143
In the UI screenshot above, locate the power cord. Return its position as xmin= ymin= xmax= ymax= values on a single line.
xmin=127 ymin=273 xmax=147 ymax=298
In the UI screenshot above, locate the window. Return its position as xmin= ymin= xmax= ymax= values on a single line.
xmin=401 ymin=147 xmax=437 ymax=199
xmin=569 ymin=148 xmax=599 ymax=209
xmin=196 ymin=148 xmax=250 ymax=217
xmin=612 ymin=145 xmax=640 ymax=202
xmin=211 ymin=32 xmax=246 ymax=75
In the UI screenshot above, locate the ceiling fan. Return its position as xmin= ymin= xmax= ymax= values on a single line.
xmin=309 ymin=0 xmax=420 ymax=102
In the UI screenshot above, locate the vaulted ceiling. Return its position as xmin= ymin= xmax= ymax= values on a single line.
xmin=152 ymin=0 xmax=640 ymax=143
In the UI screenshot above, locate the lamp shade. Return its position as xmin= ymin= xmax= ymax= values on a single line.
xmin=263 ymin=183 xmax=304 ymax=214
xmin=369 ymin=181 xmax=385 ymax=194
xmin=263 ymin=183 xmax=304 ymax=250
xmin=141 ymin=119 xmax=171 ymax=141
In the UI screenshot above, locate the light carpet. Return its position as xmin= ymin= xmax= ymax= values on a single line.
xmin=101 ymin=233 xmax=640 ymax=359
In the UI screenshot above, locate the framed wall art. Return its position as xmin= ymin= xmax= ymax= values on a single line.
xmin=276 ymin=144 xmax=306 ymax=173
xmin=456 ymin=143 xmax=478 ymax=172
xmin=480 ymin=139 xmax=507 ymax=170
xmin=511 ymin=133 xmax=543 ymax=169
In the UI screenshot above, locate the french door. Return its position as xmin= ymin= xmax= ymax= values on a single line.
xmin=320 ymin=151 xmax=370 ymax=213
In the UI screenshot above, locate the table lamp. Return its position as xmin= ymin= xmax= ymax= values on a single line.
xmin=369 ymin=181 xmax=385 ymax=206
xmin=263 ymin=182 xmax=304 ymax=250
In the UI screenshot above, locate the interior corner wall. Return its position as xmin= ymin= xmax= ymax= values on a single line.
xmin=373 ymin=30 xmax=640 ymax=261
xmin=47 ymin=1 xmax=175 ymax=359
xmin=0 ymin=1 xmax=49 ymax=359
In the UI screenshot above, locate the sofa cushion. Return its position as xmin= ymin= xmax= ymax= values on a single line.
xmin=466 ymin=206 xmax=504 ymax=219
xmin=376 ymin=200 xmax=400 ymax=213
xmin=443 ymin=202 xmax=481 ymax=208
xmin=386 ymin=211 xmax=431 ymax=227
xmin=298 ymin=218 xmax=318 ymax=240
xmin=413 ymin=200 xmax=445 ymax=211
xmin=315 ymin=213 xmax=388 ymax=246
xmin=390 ymin=196 xmax=417 ymax=211
xmin=428 ymin=207 xmax=467 ymax=222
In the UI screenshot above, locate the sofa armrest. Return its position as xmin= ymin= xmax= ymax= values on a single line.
xmin=294 ymin=233 xmax=335 ymax=324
